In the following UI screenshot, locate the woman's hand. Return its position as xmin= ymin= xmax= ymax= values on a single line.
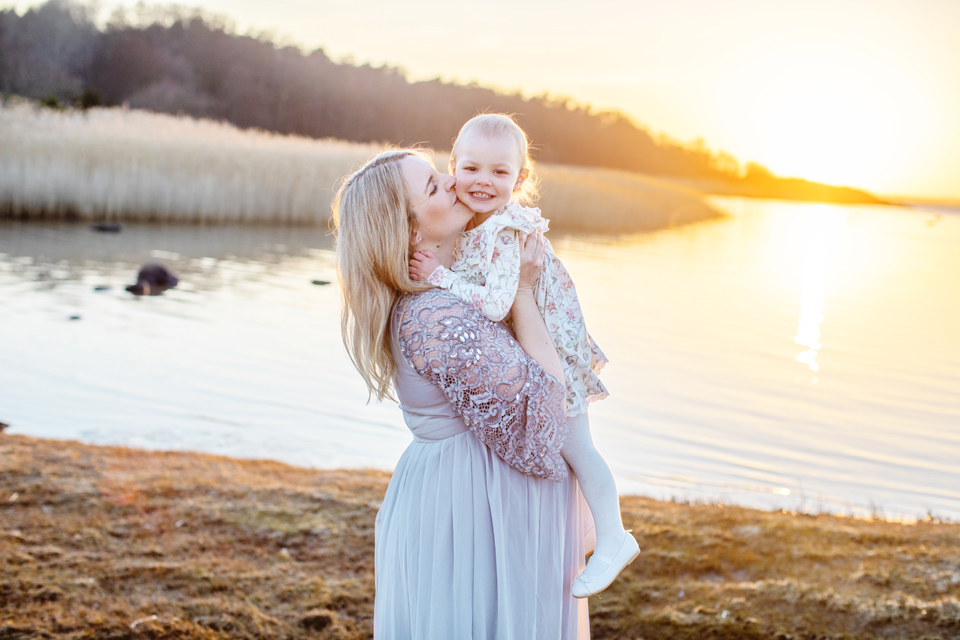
xmin=516 ymin=231 xmax=545 ymax=294
xmin=409 ymin=250 xmax=441 ymax=282
xmin=511 ymin=230 xmax=564 ymax=386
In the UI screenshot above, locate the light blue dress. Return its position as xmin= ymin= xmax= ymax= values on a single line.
xmin=374 ymin=290 xmax=591 ymax=639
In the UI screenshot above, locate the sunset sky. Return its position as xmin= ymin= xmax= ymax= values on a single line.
xmin=18 ymin=0 xmax=960 ymax=200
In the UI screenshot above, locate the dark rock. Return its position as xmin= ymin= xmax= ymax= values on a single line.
xmin=301 ymin=609 xmax=336 ymax=631
xmin=90 ymin=222 xmax=122 ymax=233
xmin=93 ymin=285 xmax=110 ymax=291
xmin=126 ymin=264 xmax=179 ymax=296
xmin=0 ymin=421 xmax=8 ymax=432
xmin=68 ymin=315 xmax=81 ymax=320
xmin=311 ymin=280 xmax=331 ymax=286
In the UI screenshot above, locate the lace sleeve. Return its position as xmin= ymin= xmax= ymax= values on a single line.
xmin=396 ymin=290 xmax=568 ymax=481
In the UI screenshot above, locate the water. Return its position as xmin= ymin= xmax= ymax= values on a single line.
xmin=2 ymin=197 xmax=958 ymax=520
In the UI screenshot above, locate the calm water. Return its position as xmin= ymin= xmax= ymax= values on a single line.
xmin=2 ymin=197 xmax=958 ymax=520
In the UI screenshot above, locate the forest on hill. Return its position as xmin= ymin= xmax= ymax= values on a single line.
xmin=0 ymin=1 xmax=882 ymax=203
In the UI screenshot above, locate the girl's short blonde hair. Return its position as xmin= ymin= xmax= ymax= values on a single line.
xmin=450 ymin=113 xmax=539 ymax=205
xmin=331 ymin=148 xmax=433 ymax=402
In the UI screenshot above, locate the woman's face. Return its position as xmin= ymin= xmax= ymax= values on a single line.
xmin=401 ymin=156 xmax=473 ymax=248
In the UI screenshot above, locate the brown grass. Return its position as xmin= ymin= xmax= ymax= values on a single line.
xmin=1 ymin=104 xmax=720 ymax=232
xmin=2 ymin=434 xmax=958 ymax=639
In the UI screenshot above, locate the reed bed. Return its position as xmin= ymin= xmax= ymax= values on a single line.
xmin=536 ymin=163 xmax=720 ymax=233
xmin=0 ymin=101 xmax=719 ymax=230
xmin=0 ymin=101 xmax=382 ymax=224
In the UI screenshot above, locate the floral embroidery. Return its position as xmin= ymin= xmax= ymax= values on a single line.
xmin=433 ymin=203 xmax=609 ymax=416
xmin=395 ymin=290 xmax=568 ymax=481
xmin=426 ymin=267 xmax=446 ymax=287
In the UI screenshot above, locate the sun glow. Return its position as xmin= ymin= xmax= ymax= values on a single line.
xmin=724 ymin=41 xmax=939 ymax=191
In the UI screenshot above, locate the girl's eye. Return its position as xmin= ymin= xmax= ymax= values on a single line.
xmin=430 ymin=186 xmax=438 ymax=195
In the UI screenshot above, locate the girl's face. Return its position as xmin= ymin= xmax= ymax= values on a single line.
xmin=453 ymin=132 xmax=528 ymax=215
xmin=401 ymin=156 xmax=473 ymax=248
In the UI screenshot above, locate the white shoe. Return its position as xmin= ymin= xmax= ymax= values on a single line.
xmin=571 ymin=530 xmax=640 ymax=598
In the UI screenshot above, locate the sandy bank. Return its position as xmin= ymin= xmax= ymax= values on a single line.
xmin=2 ymin=434 xmax=958 ymax=639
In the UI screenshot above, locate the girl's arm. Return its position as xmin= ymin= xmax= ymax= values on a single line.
xmin=410 ymin=228 xmax=521 ymax=322
xmin=510 ymin=231 xmax=565 ymax=385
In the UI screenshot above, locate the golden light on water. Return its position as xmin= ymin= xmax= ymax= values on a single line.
xmin=793 ymin=207 xmax=847 ymax=374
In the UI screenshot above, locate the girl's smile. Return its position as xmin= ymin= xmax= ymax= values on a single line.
xmin=453 ymin=131 xmax=527 ymax=219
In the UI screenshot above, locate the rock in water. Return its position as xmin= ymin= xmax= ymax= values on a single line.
xmin=90 ymin=222 xmax=122 ymax=233
xmin=126 ymin=264 xmax=179 ymax=296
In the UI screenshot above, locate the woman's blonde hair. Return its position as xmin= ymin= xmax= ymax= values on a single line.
xmin=331 ymin=148 xmax=433 ymax=402
xmin=450 ymin=113 xmax=539 ymax=205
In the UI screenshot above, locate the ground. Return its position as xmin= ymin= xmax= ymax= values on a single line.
xmin=2 ymin=434 xmax=958 ymax=639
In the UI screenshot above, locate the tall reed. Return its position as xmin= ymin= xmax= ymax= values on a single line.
xmin=0 ymin=101 xmax=719 ymax=230
xmin=0 ymin=101 xmax=382 ymax=224
xmin=536 ymin=163 xmax=720 ymax=233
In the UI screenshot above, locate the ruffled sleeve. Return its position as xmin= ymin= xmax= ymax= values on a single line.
xmin=424 ymin=228 xmax=521 ymax=322
xmin=395 ymin=290 xmax=568 ymax=481
xmin=490 ymin=203 xmax=550 ymax=236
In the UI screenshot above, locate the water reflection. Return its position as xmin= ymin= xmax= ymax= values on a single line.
xmin=793 ymin=206 xmax=846 ymax=374
xmin=2 ymin=202 xmax=959 ymax=520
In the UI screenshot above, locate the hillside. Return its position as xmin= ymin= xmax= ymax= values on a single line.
xmin=0 ymin=1 xmax=883 ymax=205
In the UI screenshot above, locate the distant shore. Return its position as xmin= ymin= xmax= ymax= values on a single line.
xmin=3 ymin=434 xmax=958 ymax=639
xmin=663 ymin=175 xmax=890 ymax=205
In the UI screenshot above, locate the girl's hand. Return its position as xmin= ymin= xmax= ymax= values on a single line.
xmin=516 ymin=231 xmax=545 ymax=294
xmin=410 ymin=250 xmax=441 ymax=282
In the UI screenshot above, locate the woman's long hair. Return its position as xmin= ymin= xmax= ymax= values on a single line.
xmin=331 ymin=149 xmax=432 ymax=401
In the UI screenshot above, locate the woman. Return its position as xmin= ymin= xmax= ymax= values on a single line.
xmin=333 ymin=149 xmax=590 ymax=639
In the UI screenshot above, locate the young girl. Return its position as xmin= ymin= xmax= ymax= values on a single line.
xmin=409 ymin=114 xmax=639 ymax=598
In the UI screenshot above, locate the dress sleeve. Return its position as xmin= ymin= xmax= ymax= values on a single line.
xmin=396 ymin=291 xmax=568 ymax=481
xmin=424 ymin=228 xmax=521 ymax=322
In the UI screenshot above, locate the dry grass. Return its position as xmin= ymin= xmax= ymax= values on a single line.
xmin=536 ymin=164 xmax=720 ymax=234
xmin=1 ymin=434 xmax=385 ymax=639
xmin=0 ymin=100 xmax=382 ymax=224
xmin=0 ymin=101 xmax=720 ymax=231
xmin=5 ymin=434 xmax=955 ymax=639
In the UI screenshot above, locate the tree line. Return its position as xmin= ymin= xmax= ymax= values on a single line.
xmin=3 ymin=0 xmax=883 ymax=208
xmin=0 ymin=0 xmax=759 ymax=183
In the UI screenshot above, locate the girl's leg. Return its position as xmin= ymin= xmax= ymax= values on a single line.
xmin=562 ymin=411 xmax=626 ymax=576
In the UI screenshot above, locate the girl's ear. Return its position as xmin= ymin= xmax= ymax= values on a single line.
xmin=514 ymin=168 xmax=529 ymax=191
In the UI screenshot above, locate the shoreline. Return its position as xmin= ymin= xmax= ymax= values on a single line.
xmin=3 ymin=434 xmax=958 ymax=639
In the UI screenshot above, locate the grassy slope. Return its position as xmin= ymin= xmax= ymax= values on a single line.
xmin=2 ymin=435 xmax=958 ymax=639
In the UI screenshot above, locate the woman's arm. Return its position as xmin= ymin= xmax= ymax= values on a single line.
xmin=396 ymin=288 xmax=568 ymax=481
xmin=510 ymin=231 xmax=565 ymax=385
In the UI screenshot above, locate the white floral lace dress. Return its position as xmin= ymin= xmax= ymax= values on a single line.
xmin=373 ymin=289 xmax=591 ymax=639
xmin=427 ymin=202 xmax=609 ymax=417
